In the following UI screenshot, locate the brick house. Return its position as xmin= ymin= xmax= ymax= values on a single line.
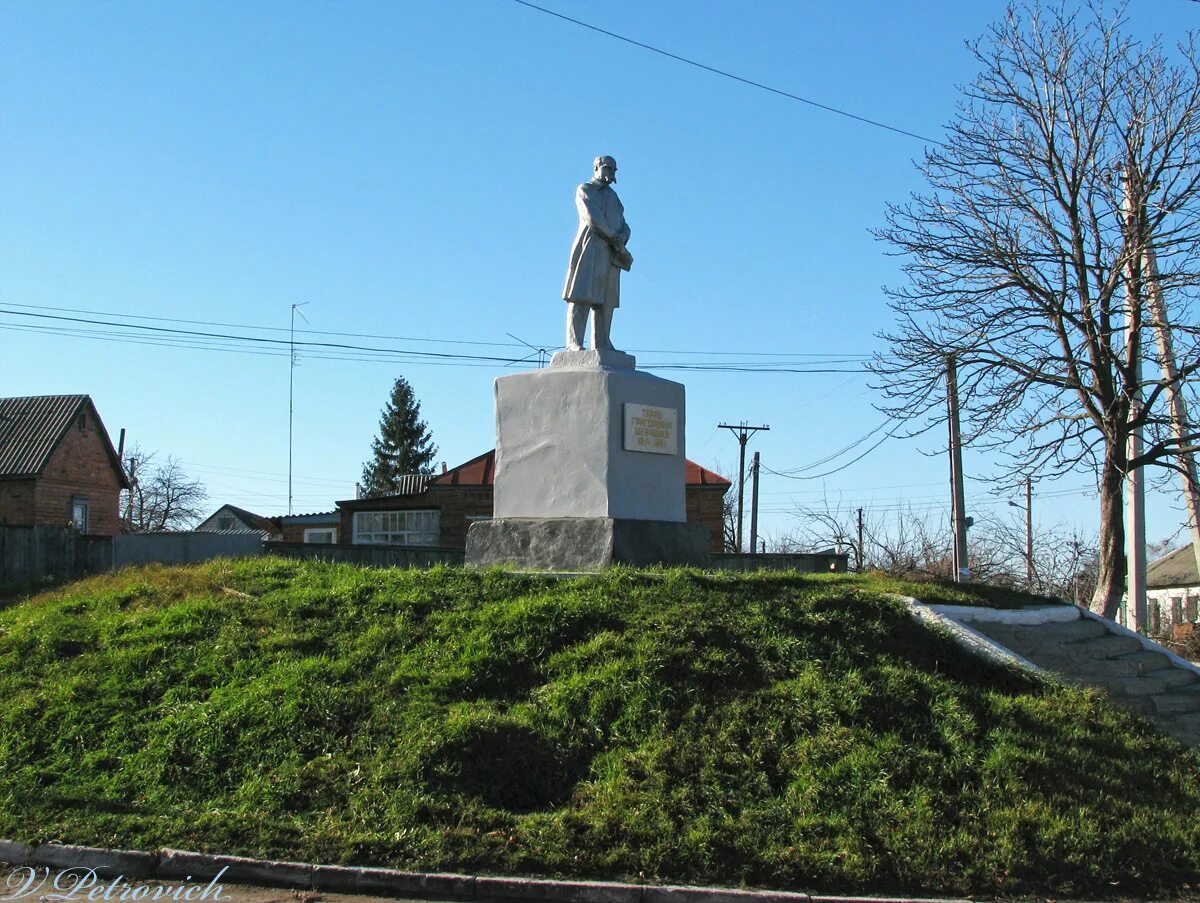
xmin=0 ymin=394 xmax=130 ymax=537
xmin=336 ymin=449 xmax=731 ymax=553
xmin=276 ymin=511 xmax=340 ymax=544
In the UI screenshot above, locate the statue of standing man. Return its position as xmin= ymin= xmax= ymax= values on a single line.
xmin=563 ymin=155 xmax=632 ymax=352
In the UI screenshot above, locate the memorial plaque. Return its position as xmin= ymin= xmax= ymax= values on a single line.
xmin=624 ymin=403 xmax=677 ymax=455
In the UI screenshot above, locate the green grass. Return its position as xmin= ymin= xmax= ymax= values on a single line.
xmin=0 ymin=559 xmax=1195 ymax=899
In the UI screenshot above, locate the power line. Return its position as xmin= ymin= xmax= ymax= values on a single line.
xmin=0 ymin=306 xmax=877 ymax=375
xmin=0 ymin=302 xmax=879 ymax=359
xmin=508 ymin=0 xmax=941 ymax=145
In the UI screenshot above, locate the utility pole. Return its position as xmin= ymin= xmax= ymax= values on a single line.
xmin=946 ymin=354 xmax=970 ymax=582
xmin=289 ymin=302 xmax=309 ymax=516
xmin=1143 ymin=237 xmax=1200 ymax=579
xmin=1025 ymin=476 xmax=1033 ymax=588
xmin=1123 ymin=167 xmax=1148 ymax=631
xmin=749 ymin=452 xmax=761 ymax=557
xmin=719 ymin=421 xmax=770 ymax=552
xmin=856 ymin=507 xmax=864 ymax=573
xmin=124 ymin=454 xmax=138 ymax=528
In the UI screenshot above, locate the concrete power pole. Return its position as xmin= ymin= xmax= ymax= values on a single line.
xmin=749 ymin=452 xmax=761 ymax=557
xmin=856 ymin=507 xmax=864 ymax=573
xmin=1123 ymin=168 xmax=1148 ymax=631
xmin=1144 ymin=244 xmax=1200 ymax=580
xmin=1024 ymin=476 xmax=1033 ymax=588
xmin=946 ymin=354 xmax=970 ymax=582
xmin=719 ymin=422 xmax=770 ymax=552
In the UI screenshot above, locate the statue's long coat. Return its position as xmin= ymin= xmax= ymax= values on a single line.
xmin=563 ymin=180 xmax=631 ymax=308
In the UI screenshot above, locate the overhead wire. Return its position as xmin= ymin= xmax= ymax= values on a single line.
xmin=0 ymin=305 xmax=878 ymax=374
xmin=507 ymin=0 xmax=941 ymax=144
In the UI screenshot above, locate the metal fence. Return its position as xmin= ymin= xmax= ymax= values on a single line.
xmin=710 ymin=552 xmax=849 ymax=573
xmin=3 ymin=527 xmax=848 ymax=592
xmin=265 ymin=541 xmax=465 ymax=568
xmin=113 ymin=532 xmax=264 ymax=568
xmin=0 ymin=526 xmax=112 ymax=589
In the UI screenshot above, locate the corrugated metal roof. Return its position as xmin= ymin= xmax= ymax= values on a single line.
xmin=1149 ymin=544 xmax=1200 ymax=589
xmin=0 ymin=394 xmax=90 ymax=478
xmin=197 ymin=504 xmax=280 ymax=534
xmin=392 ymin=474 xmax=434 ymax=495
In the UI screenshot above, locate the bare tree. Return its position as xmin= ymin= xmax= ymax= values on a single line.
xmin=873 ymin=4 xmax=1200 ymax=616
xmin=122 ymin=446 xmax=208 ymax=532
xmin=789 ymin=499 xmax=1098 ymax=599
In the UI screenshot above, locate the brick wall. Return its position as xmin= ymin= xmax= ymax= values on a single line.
xmin=32 ymin=412 xmax=124 ymax=536
xmin=339 ymin=487 xmax=491 ymax=547
xmin=341 ymin=484 xmax=728 ymax=551
xmin=686 ymin=487 xmax=728 ymax=553
xmin=0 ymin=480 xmax=36 ymax=527
xmin=280 ymin=521 xmax=339 ymax=543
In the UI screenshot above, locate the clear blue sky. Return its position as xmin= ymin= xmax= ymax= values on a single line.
xmin=1 ymin=0 xmax=1194 ymax=549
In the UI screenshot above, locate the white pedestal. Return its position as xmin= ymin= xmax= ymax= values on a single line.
xmin=492 ymin=355 xmax=687 ymax=523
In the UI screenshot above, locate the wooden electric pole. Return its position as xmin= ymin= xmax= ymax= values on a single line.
xmin=719 ymin=421 xmax=770 ymax=552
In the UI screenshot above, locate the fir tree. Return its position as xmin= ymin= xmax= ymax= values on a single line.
xmin=360 ymin=377 xmax=438 ymax=496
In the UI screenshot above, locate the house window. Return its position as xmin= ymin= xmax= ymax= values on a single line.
xmin=304 ymin=527 xmax=337 ymax=544
xmin=71 ymin=497 xmax=89 ymax=533
xmin=217 ymin=516 xmax=235 ymax=531
xmin=353 ymin=510 xmax=439 ymax=545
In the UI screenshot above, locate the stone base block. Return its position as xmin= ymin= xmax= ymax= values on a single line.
xmin=466 ymin=518 xmax=710 ymax=570
xmin=550 ymin=348 xmax=637 ymax=370
xmin=494 ymin=365 xmax=687 ymax=521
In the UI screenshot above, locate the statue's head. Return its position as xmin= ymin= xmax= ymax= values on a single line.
xmin=593 ymin=155 xmax=617 ymax=184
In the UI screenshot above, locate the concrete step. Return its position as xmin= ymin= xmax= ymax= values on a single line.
xmin=962 ymin=615 xmax=1200 ymax=747
xmin=1030 ymin=619 xmax=1108 ymax=642
xmin=1057 ymin=634 xmax=1144 ymax=659
xmin=1121 ymin=650 xmax=1178 ymax=673
xmin=1156 ymin=715 xmax=1200 ymax=747
xmin=1153 ymin=688 xmax=1200 ymax=715
xmin=1104 ymin=676 xmax=1168 ymax=697
xmin=1032 ymin=654 xmax=1143 ymax=678
xmin=977 ymin=620 xmax=1105 ymax=654
xmin=1146 ymin=667 xmax=1200 ymax=689
xmin=1112 ymin=695 xmax=1157 ymax=716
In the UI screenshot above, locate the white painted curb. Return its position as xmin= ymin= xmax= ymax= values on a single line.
xmin=926 ymin=603 xmax=1079 ymax=626
xmin=895 ymin=596 xmax=1049 ymax=678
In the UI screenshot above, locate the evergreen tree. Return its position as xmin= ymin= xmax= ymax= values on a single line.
xmin=360 ymin=377 xmax=438 ymax=496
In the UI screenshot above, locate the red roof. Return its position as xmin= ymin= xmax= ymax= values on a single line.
xmin=433 ymin=449 xmax=730 ymax=488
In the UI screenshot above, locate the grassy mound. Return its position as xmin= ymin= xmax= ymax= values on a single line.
xmin=0 ymin=559 xmax=1196 ymax=898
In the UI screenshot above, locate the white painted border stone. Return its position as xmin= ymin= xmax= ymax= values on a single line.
xmin=926 ymin=603 xmax=1079 ymax=626
xmin=642 ymin=887 xmax=812 ymax=903
xmin=3 ymin=839 xmax=984 ymax=903
xmin=476 ymin=875 xmax=642 ymax=903
xmin=30 ymin=843 xmax=156 ymax=877
xmin=158 ymin=848 xmax=312 ymax=888
xmin=896 ymin=596 xmax=1050 ymax=678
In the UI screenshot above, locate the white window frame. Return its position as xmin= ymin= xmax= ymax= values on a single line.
xmin=353 ymin=509 xmax=440 ymax=546
xmin=303 ymin=527 xmax=338 ymax=544
xmin=71 ymin=497 xmax=89 ymax=533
